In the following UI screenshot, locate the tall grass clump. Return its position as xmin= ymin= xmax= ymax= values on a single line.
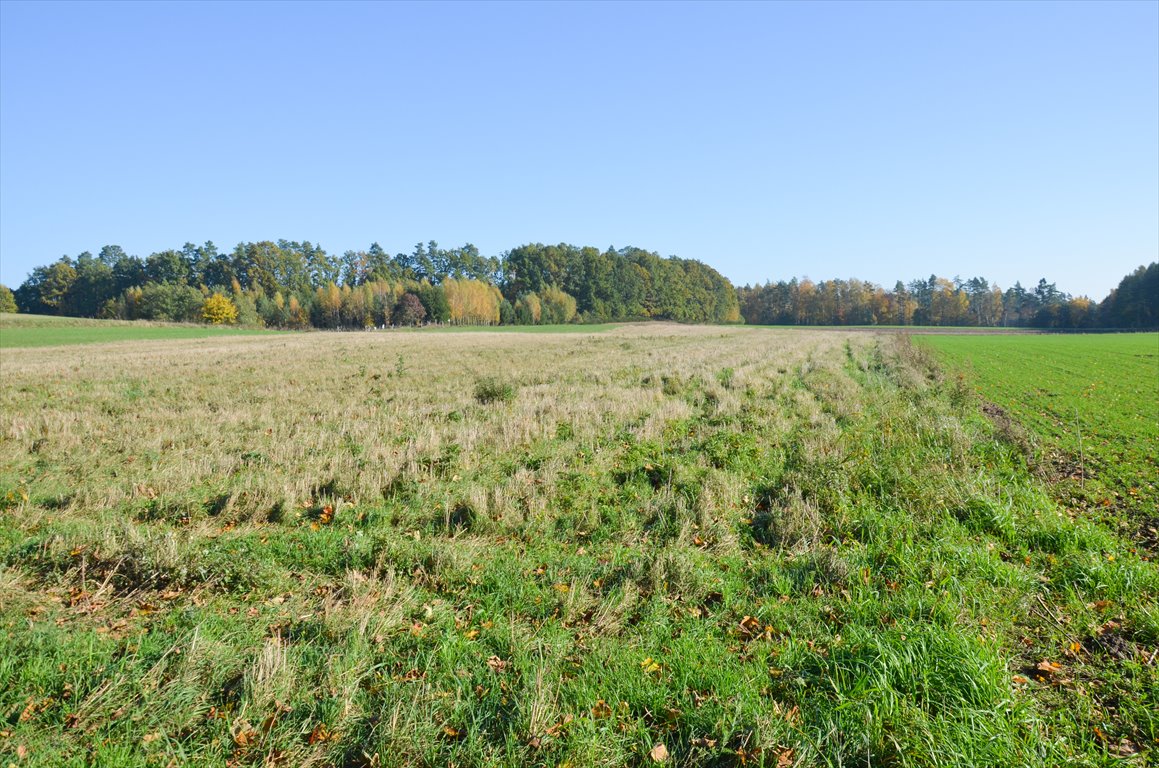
xmin=473 ymin=375 xmax=517 ymax=404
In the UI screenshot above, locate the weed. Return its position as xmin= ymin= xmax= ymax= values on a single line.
xmin=474 ymin=376 xmax=517 ymax=404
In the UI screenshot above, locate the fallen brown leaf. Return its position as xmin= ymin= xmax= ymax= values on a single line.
xmin=308 ymin=722 xmax=337 ymax=744
xmin=233 ymin=724 xmax=257 ymax=747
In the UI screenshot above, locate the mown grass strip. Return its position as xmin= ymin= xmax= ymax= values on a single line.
xmin=0 ymin=314 xmax=274 ymax=349
xmin=0 ymin=324 xmax=272 ymax=349
xmin=418 ymin=323 xmax=621 ymax=334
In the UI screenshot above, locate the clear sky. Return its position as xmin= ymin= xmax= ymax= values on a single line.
xmin=1 ymin=0 xmax=1156 ymax=299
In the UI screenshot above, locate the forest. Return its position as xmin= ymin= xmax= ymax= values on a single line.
xmin=3 ymin=241 xmax=739 ymax=328
xmin=2 ymin=240 xmax=1155 ymax=330
xmin=737 ymin=264 xmax=1157 ymax=329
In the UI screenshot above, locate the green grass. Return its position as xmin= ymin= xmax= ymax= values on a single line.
xmin=922 ymin=333 xmax=1159 ymax=523
xmin=920 ymin=331 xmax=1159 ymax=766
xmin=1 ymin=327 xmax=1155 ymax=766
xmin=739 ymin=324 xmax=1040 ymax=333
xmin=0 ymin=313 xmax=273 ymax=349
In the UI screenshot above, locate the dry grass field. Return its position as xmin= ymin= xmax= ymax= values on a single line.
xmin=1 ymin=324 xmax=1154 ymax=767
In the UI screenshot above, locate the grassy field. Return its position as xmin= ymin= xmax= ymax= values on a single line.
xmin=0 ymin=313 xmax=611 ymax=349
xmin=1 ymin=326 xmax=1155 ymax=767
xmin=419 ymin=323 xmax=622 ymax=334
xmin=0 ymin=314 xmax=273 ymax=349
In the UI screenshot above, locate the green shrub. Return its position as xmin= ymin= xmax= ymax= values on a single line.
xmin=474 ymin=376 xmax=516 ymax=404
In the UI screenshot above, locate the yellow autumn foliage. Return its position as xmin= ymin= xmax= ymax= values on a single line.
xmin=201 ymin=292 xmax=239 ymax=325
xmin=444 ymin=278 xmax=502 ymax=325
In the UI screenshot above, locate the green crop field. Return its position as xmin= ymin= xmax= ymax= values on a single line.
xmin=0 ymin=314 xmax=273 ymax=349
xmin=1 ymin=326 xmax=1155 ymax=767
xmin=922 ymin=333 xmax=1159 ymax=528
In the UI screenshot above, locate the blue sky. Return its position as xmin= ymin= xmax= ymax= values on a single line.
xmin=1 ymin=0 xmax=1155 ymax=298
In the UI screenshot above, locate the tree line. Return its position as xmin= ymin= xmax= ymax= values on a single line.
xmin=738 ymin=265 xmax=1156 ymax=329
xmin=1 ymin=239 xmax=1153 ymax=330
xmin=2 ymin=240 xmax=740 ymax=328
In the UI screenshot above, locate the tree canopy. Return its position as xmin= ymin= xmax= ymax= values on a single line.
xmin=10 ymin=239 xmax=1153 ymax=331
xmin=11 ymin=240 xmax=739 ymax=328
xmin=737 ymin=269 xmax=1154 ymax=330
